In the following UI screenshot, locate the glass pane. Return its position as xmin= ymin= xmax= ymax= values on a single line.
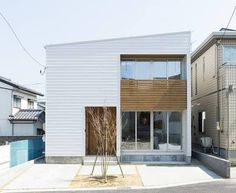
xmin=152 ymin=61 xmax=167 ymax=79
xmin=121 ymin=61 xmax=134 ymax=79
xmin=137 ymin=112 xmax=150 ymax=149
xmin=168 ymin=112 xmax=182 ymax=150
xmin=121 ymin=112 xmax=135 ymax=150
xmin=224 ymin=46 xmax=236 ymax=64
xmin=135 ymin=61 xmax=151 ymax=80
xmin=153 ymin=112 xmax=167 ymax=150
xmin=167 ymin=61 xmax=181 ymax=79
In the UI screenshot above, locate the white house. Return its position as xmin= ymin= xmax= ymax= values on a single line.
xmin=45 ymin=32 xmax=191 ymax=164
xmin=0 ymin=76 xmax=44 ymax=136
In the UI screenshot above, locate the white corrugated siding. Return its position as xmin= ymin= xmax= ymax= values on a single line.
xmin=45 ymin=32 xmax=191 ymax=157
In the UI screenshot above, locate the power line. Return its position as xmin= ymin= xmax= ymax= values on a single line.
xmin=0 ymin=11 xmax=45 ymax=68
xmin=220 ymin=5 xmax=236 ymax=41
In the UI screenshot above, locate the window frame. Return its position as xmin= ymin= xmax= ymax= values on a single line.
xmin=121 ymin=59 xmax=183 ymax=80
xmin=223 ymin=45 xmax=236 ymax=65
xmin=121 ymin=111 xmax=183 ymax=151
xmin=198 ymin=111 xmax=206 ymax=133
xmin=28 ymin=99 xmax=35 ymax=109
xmin=13 ymin=95 xmax=21 ymax=108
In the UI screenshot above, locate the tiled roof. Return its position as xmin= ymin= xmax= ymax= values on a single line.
xmin=0 ymin=76 xmax=44 ymax=96
xmin=9 ymin=109 xmax=44 ymax=121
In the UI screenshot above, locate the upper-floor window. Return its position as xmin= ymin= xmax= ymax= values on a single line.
xmin=121 ymin=60 xmax=182 ymax=80
xmin=223 ymin=46 xmax=236 ymax=64
xmin=203 ymin=56 xmax=205 ymax=81
xmin=13 ymin=95 xmax=21 ymax=108
xmin=195 ymin=63 xmax=198 ymax=95
xmin=28 ymin=99 xmax=34 ymax=109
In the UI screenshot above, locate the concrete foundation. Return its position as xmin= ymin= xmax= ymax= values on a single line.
xmin=121 ymin=154 xmax=186 ymax=163
xmin=45 ymin=156 xmax=83 ymax=164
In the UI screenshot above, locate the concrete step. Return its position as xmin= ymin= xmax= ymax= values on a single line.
xmin=83 ymin=156 xmax=118 ymax=165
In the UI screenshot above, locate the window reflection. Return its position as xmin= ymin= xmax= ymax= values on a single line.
xmin=137 ymin=112 xmax=150 ymax=150
xmin=224 ymin=46 xmax=236 ymax=64
xmin=121 ymin=112 xmax=135 ymax=150
xmin=168 ymin=61 xmax=181 ymax=79
xmin=121 ymin=61 xmax=135 ymax=79
xmin=152 ymin=61 xmax=167 ymax=79
xmin=168 ymin=112 xmax=182 ymax=150
xmin=121 ymin=60 xmax=182 ymax=80
xmin=153 ymin=112 xmax=167 ymax=150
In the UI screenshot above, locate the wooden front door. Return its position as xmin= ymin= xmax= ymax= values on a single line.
xmin=85 ymin=107 xmax=116 ymax=155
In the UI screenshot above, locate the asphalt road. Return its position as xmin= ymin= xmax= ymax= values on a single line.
xmin=6 ymin=179 xmax=236 ymax=193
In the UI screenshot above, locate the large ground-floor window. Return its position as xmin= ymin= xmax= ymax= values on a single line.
xmin=121 ymin=111 xmax=182 ymax=151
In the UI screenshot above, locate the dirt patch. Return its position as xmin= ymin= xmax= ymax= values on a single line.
xmin=70 ymin=173 xmax=143 ymax=188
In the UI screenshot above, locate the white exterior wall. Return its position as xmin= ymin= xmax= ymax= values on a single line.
xmin=0 ymin=82 xmax=38 ymax=136
xmin=45 ymin=32 xmax=191 ymax=158
xmin=0 ymin=82 xmax=13 ymax=136
xmin=13 ymin=123 xmax=36 ymax=136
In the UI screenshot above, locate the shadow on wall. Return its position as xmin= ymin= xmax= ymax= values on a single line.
xmin=10 ymin=138 xmax=45 ymax=167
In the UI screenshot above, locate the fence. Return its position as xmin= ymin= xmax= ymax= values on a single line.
xmin=10 ymin=138 xmax=45 ymax=167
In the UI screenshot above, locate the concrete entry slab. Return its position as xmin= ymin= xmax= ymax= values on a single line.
xmin=137 ymin=159 xmax=222 ymax=187
xmin=1 ymin=158 xmax=222 ymax=191
xmin=2 ymin=163 xmax=81 ymax=190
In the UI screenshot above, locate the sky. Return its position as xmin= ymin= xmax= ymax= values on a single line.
xmin=0 ymin=0 xmax=236 ymax=97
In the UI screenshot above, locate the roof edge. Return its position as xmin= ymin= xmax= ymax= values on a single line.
xmin=45 ymin=31 xmax=191 ymax=49
xmin=0 ymin=76 xmax=44 ymax=96
xmin=192 ymin=31 xmax=236 ymax=62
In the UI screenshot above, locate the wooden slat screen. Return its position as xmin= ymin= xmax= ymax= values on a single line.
xmin=121 ymin=80 xmax=187 ymax=111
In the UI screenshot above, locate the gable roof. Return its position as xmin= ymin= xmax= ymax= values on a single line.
xmin=192 ymin=31 xmax=236 ymax=63
xmin=0 ymin=76 xmax=44 ymax=96
xmin=9 ymin=109 xmax=44 ymax=121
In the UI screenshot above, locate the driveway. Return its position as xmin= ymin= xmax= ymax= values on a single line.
xmin=0 ymin=158 xmax=222 ymax=192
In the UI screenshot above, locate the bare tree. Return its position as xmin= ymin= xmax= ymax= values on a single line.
xmin=87 ymin=107 xmax=123 ymax=182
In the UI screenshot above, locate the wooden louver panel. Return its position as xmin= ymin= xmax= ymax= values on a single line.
xmin=121 ymin=80 xmax=187 ymax=111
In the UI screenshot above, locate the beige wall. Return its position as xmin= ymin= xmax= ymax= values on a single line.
xmin=191 ymin=44 xmax=219 ymax=147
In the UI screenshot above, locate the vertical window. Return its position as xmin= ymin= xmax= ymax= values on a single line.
xmin=168 ymin=112 xmax=182 ymax=150
xmin=13 ymin=95 xmax=21 ymax=108
xmin=167 ymin=61 xmax=181 ymax=79
xmin=121 ymin=112 xmax=135 ymax=149
xmin=198 ymin=111 xmax=206 ymax=133
xmin=135 ymin=61 xmax=151 ymax=80
xmin=28 ymin=99 xmax=34 ymax=109
xmin=121 ymin=61 xmax=135 ymax=79
xmin=203 ymin=57 xmax=205 ymax=81
xmin=152 ymin=61 xmax=167 ymax=79
xmin=195 ymin=63 xmax=198 ymax=95
xmin=153 ymin=112 xmax=167 ymax=150
xmin=137 ymin=112 xmax=150 ymax=150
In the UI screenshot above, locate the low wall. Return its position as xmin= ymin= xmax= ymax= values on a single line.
xmin=192 ymin=150 xmax=231 ymax=178
xmin=0 ymin=145 xmax=10 ymax=170
xmin=10 ymin=138 xmax=45 ymax=167
xmin=0 ymin=136 xmax=43 ymax=145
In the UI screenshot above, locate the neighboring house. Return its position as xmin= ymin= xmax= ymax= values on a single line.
xmin=191 ymin=29 xmax=236 ymax=162
xmin=45 ymin=32 xmax=191 ymax=164
xmin=0 ymin=76 xmax=44 ymax=136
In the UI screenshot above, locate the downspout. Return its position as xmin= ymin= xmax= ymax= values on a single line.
xmin=11 ymin=123 xmax=14 ymax=136
xmin=227 ymin=88 xmax=230 ymax=160
xmin=216 ymin=41 xmax=221 ymax=156
xmin=11 ymin=90 xmax=14 ymax=136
